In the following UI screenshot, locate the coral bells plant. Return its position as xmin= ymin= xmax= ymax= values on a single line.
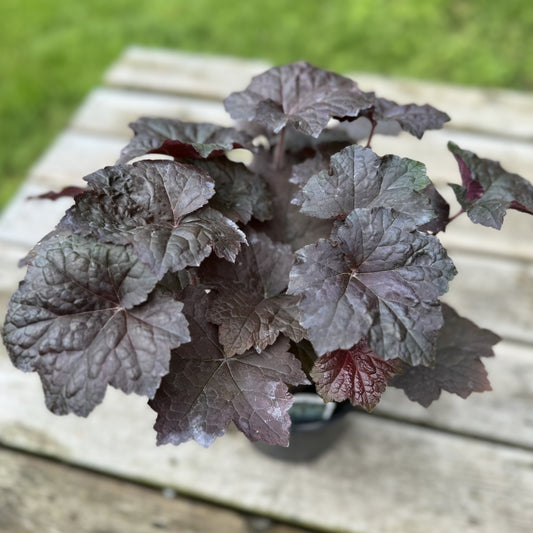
xmin=3 ymin=62 xmax=533 ymax=448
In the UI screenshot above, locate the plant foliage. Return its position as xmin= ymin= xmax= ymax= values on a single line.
xmin=2 ymin=62 xmax=526 ymax=448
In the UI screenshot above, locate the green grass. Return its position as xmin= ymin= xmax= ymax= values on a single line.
xmin=2 ymin=0 xmax=532 ymax=208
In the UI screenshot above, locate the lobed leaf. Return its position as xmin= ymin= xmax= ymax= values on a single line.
xmin=62 ymin=160 xmax=246 ymax=277
xmin=224 ymin=61 xmax=374 ymax=138
xmin=365 ymin=94 xmax=450 ymax=139
xmin=191 ymin=158 xmax=273 ymax=224
xmin=390 ymin=304 xmax=499 ymax=406
xmin=448 ymin=141 xmax=533 ymax=229
xmin=1 ymin=234 xmax=190 ymax=416
xmin=288 ymin=207 xmax=456 ymax=365
xmin=298 ymin=144 xmax=435 ymax=225
xmin=118 ymin=117 xmax=252 ymax=163
xmin=149 ymin=288 xmax=309 ymax=447
xmin=201 ymin=230 xmax=305 ymax=355
xmin=312 ymin=339 xmax=402 ymax=411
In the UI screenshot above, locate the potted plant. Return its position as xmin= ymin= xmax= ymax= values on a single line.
xmin=3 ymin=62 xmax=532 ymax=457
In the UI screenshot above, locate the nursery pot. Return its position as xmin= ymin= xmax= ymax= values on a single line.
xmin=253 ymin=393 xmax=353 ymax=462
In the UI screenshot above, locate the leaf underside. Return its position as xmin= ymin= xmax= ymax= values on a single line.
xmin=366 ymin=93 xmax=450 ymax=139
xmin=118 ymin=117 xmax=252 ymax=163
xmin=448 ymin=141 xmax=533 ymax=229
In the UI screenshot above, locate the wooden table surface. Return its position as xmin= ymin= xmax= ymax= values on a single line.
xmin=1 ymin=47 xmax=532 ymax=533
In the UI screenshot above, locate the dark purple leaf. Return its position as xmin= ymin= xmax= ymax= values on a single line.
xmin=62 ymin=160 xmax=246 ymax=277
xmin=312 ymin=339 xmax=402 ymax=411
xmin=288 ymin=207 xmax=456 ymax=365
xmin=299 ymin=145 xmax=435 ymax=225
xmin=202 ymin=230 xmax=305 ymax=355
xmin=390 ymin=304 xmax=499 ymax=406
xmin=290 ymin=150 xmax=335 ymax=207
xmin=118 ymin=117 xmax=252 ymax=163
xmin=1 ymin=234 xmax=190 ymax=416
xmin=364 ymin=93 xmax=450 ymax=139
xmin=224 ymin=61 xmax=374 ymax=138
xmin=149 ymin=288 xmax=308 ymax=447
xmin=448 ymin=141 xmax=533 ymax=229
xmin=250 ymin=149 xmax=333 ymax=250
xmin=191 ymin=158 xmax=273 ymax=224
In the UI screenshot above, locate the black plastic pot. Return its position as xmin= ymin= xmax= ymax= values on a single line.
xmin=253 ymin=393 xmax=353 ymax=462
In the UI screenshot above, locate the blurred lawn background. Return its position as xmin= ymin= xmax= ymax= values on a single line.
xmin=1 ymin=0 xmax=532 ymax=209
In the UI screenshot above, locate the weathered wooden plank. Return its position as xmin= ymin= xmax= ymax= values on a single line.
xmin=28 ymin=130 xmax=128 ymax=190
xmin=443 ymin=251 xmax=533 ymax=345
xmin=105 ymin=46 xmax=270 ymax=100
xmin=0 ymin=448 xmax=310 ymax=533
xmin=0 ymin=242 xmax=29 ymax=321
xmin=70 ymin=87 xmax=233 ymax=138
xmin=104 ymin=46 xmax=533 ymax=141
xmin=0 ymin=183 xmax=74 ymax=248
xmin=437 ymin=187 xmax=533 ymax=262
xmin=371 ymin=128 xmax=533 ymax=185
xmin=0 ymin=355 xmax=531 ymax=533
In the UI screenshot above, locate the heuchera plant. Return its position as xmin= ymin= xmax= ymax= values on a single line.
xmin=3 ymin=62 xmax=533 ymax=448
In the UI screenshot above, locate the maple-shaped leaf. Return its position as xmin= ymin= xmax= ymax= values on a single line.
xmin=390 ymin=304 xmax=499 ymax=406
xmin=191 ymin=158 xmax=273 ymax=224
xmin=118 ymin=117 xmax=252 ymax=163
xmin=149 ymin=288 xmax=309 ymax=447
xmin=448 ymin=142 xmax=533 ymax=229
xmin=224 ymin=61 xmax=374 ymax=138
xmin=1 ymin=234 xmax=190 ymax=416
xmin=288 ymin=207 xmax=456 ymax=365
xmin=201 ymin=230 xmax=305 ymax=355
xmin=312 ymin=339 xmax=402 ymax=411
xmin=62 ymin=160 xmax=246 ymax=277
xmin=298 ymin=145 xmax=435 ymax=225
xmin=364 ymin=93 xmax=450 ymax=139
